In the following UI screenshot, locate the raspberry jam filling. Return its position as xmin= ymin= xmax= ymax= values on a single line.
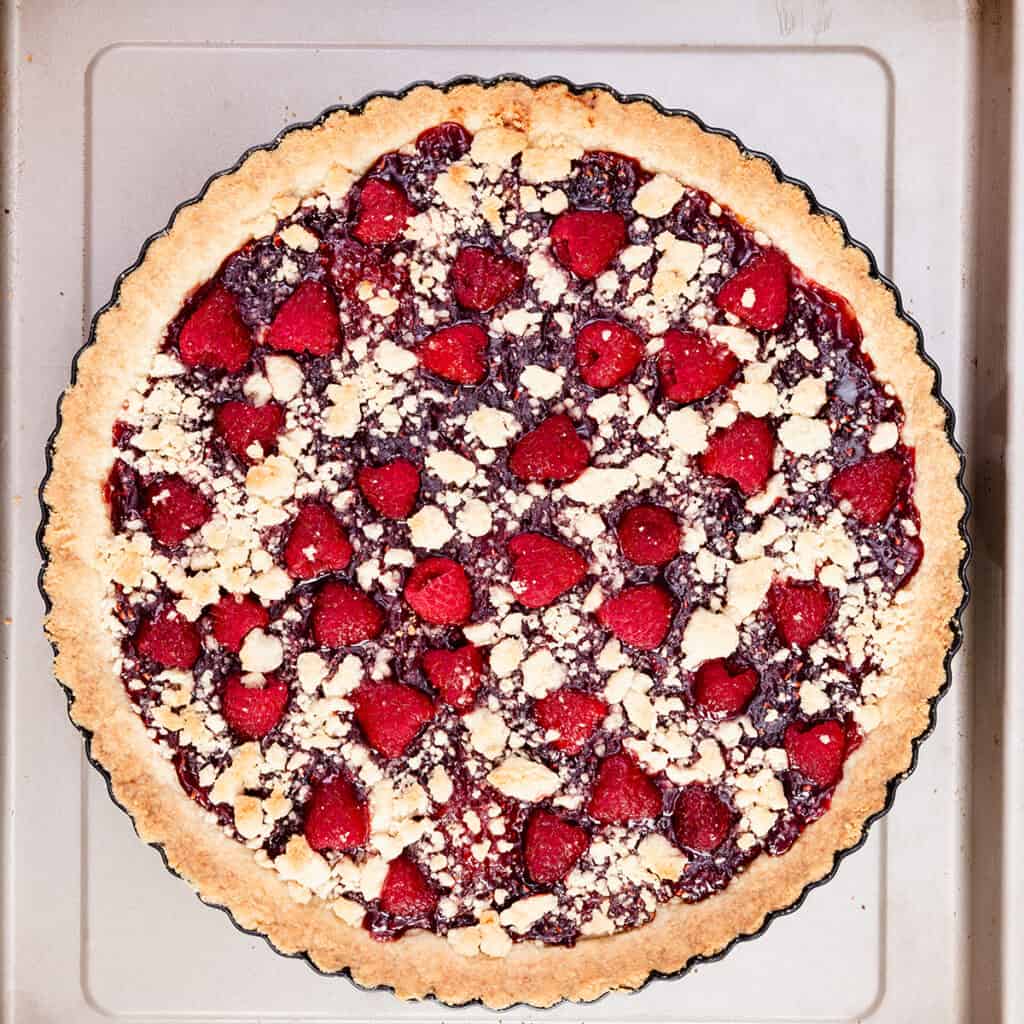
xmin=103 ymin=123 xmax=921 ymax=949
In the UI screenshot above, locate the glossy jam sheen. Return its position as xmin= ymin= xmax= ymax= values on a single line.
xmin=108 ymin=134 xmax=921 ymax=944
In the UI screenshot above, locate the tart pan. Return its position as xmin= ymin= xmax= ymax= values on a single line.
xmin=36 ymin=73 xmax=972 ymax=1007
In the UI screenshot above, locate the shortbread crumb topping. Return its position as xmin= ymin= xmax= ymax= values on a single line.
xmin=100 ymin=122 xmax=922 ymax=953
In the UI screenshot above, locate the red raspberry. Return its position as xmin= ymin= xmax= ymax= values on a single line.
xmin=417 ymin=323 xmax=488 ymax=384
xmin=352 ymin=178 xmax=416 ymax=245
xmin=714 ymin=249 xmax=791 ymax=331
xmin=657 ymin=329 xmax=739 ymax=404
xmin=210 ymin=593 xmax=269 ymax=652
xmin=767 ymin=579 xmax=833 ymax=648
xmin=357 ymin=458 xmax=421 ymax=519
xmin=266 ymin=279 xmax=339 ymax=356
xmin=177 ymin=285 xmax=252 ymax=373
xmin=421 ymin=644 xmax=483 ymax=711
xmin=404 ymin=557 xmax=473 ymax=625
xmin=692 ymin=659 xmax=759 ymax=718
xmin=304 ymin=775 xmax=369 ymax=852
xmin=311 ymin=581 xmax=385 ymax=647
xmin=596 ymin=584 xmax=674 ymax=650
xmin=673 ymin=784 xmax=734 ymax=852
xmin=450 ymin=246 xmax=525 ymax=311
xmin=523 ymin=810 xmax=589 ymax=884
xmin=829 ymin=451 xmax=907 ymax=525
xmin=353 ymin=681 xmax=435 ymax=758
xmin=141 ymin=475 xmax=211 ymax=547
xmin=550 ymin=210 xmax=626 ymax=278
xmin=508 ymin=414 xmax=589 ymax=482
xmin=699 ymin=414 xmax=776 ymax=496
xmin=575 ymin=319 xmax=645 ymax=388
xmin=214 ymin=400 xmax=284 ymax=462
xmin=616 ymin=504 xmax=681 ymax=565
xmin=508 ymin=532 xmax=588 ymax=609
xmin=283 ymin=503 xmax=353 ymax=579
xmin=135 ymin=605 xmax=201 ymax=669
xmin=221 ymin=672 xmax=289 ymax=739
xmin=534 ymin=689 xmax=608 ymax=754
xmin=380 ymin=854 xmax=438 ymax=918
xmin=785 ymin=720 xmax=847 ymax=787
xmin=588 ymin=753 xmax=662 ymax=823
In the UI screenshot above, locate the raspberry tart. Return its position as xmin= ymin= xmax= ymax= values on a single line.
xmin=40 ymin=79 xmax=967 ymax=1007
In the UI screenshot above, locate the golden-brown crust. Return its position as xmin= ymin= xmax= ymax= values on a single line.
xmin=41 ymin=80 xmax=967 ymax=1008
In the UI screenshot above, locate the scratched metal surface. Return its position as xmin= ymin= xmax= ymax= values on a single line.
xmin=2 ymin=2 xmax=1011 ymax=1022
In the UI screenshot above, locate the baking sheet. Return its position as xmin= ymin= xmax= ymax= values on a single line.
xmin=2 ymin=2 xmax=1011 ymax=1022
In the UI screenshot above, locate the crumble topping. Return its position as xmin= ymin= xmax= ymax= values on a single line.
xmin=100 ymin=122 xmax=922 ymax=954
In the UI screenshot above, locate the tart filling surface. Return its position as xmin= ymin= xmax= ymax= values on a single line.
xmin=42 ymin=81 xmax=966 ymax=1008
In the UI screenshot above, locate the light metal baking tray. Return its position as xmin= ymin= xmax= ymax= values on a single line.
xmin=3 ymin=3 xmax=1016 ymax=1022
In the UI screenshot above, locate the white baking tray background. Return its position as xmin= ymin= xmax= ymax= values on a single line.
xmin=3 ymin=2 xmax=1017 ymax=1022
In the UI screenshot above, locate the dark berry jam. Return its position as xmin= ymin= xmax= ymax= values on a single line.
xmin=106 ymin=123 xmax=921 ymax=948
